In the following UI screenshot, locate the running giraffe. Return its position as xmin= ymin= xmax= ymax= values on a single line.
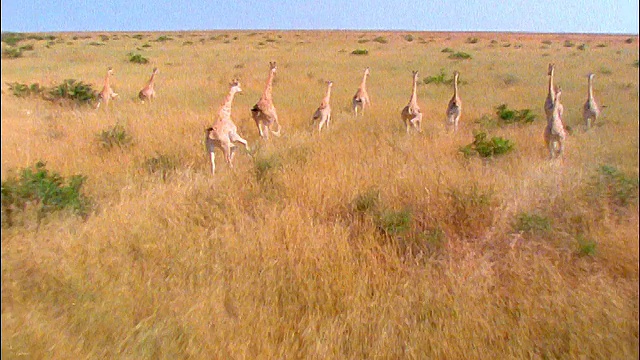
xmin=251 ymin=61 xmax=281 ymax=139
xmin=312 ymin=80 xmax=333 ymax=132
xmin=401 ymin=70 xmax=423 ymax=133
xmin=445 ymin=71 xmax=461 ymax=132
xmin=95 ymin=67 xmax=118 ymax=109
xmin=582 ymin=73 xmax=600 ymax=130
xmin=544 ymin=87 xmax=566 ymax=160
xmin=138 ymin=67 xmax=159 ymax=103
xmin=206 ymin=79 xmax=249 ymax=175
xmin=352 ymin=67 xmax=371 ymax=116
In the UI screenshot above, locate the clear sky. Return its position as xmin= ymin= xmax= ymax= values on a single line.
xmin=1 ymin=0 xmax=638 ymax=34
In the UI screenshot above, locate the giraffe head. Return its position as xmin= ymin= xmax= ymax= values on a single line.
xmin=269 ymin=61 xmax=277 ymax=73
xmin=206 ymin=127 xmax=214 ymax=138
xmin=453 ymin=70 xmax=460 ymax=79
xmin=327 ymin=80 xmax=333 ymax=87
xmin=230 ymin=79 xmax=242 ymax=93
xmin=548 ymin=63 xmax=555 ymax=76
xmin=364 ymin=67 xmax=370 ymax=77
xmin=152 ymin=67 xmax=159 ymax=75
xmin=588 ymin=72 xmax=595 ymax=80
xmin=107 ymin=67 xmax=114 ymax=76
xmin=412 ymin=70 xmax=419 ymax=79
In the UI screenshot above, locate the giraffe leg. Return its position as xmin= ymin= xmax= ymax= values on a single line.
xmin=230 ymin=132 xmax=250 ymax=151
xmin=209 ymin=150 xmax=216 ymax=174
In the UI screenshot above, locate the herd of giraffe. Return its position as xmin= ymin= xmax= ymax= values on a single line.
xmin=94 ymin=61 xmax=601 ymax=174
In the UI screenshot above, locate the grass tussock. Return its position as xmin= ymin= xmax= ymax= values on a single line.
xmin=1 ymin=30 xmax=638 ymax=359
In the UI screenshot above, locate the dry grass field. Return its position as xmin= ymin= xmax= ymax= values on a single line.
xmin=1 ymin=30 xmax=639 ymax=359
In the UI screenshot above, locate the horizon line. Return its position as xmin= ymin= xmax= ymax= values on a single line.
xmin=1 ymin=29 xmax=638 ymax=36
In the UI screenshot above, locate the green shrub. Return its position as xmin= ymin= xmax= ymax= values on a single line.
xmin=357 ymin=39 xmax=369 ymax=44
xmin=576 ymin=234 xmax=597 ymax=256
xmin=541 ymin=40 xmax=552 ymax=45
xmin=48 ymin=79 xmax=97 ymax=104
xmin=132 ymin=34 xmax=144 ymax=40
xmin=563 ymin=40 xmax=575 ymax=47
xmin=377 ymin=209 xmax=412 ymax=236
xmin=352 ymin=189 xmax=380 ymax=213
xmin=596 ymin=165 xmax=639 ymax=207
xmin=99 ymin=35 xmax=110 ymax=42
xmin=88 ymin=42 xmax=105 ymax=46
xmin=599 ymin=67 xmax=613 ymax=75
xmin=143 ymin=154 xmax=177 ymax=181
xmin=403 ymin=34 xmax=414 ymax=42
xmin=97 ymin=124 xmax=133 ymax=150
xmin=1 ymin=32 xmax=25 ymax=46
xmin=448 ymin=52 xmax=472 ymax=60
xmin=19 ymin=44 xmax=34 ymax=51
xmin=2 ymin=47 xmax=22 ymax=58
xmin=351 ymin=49 xmax=369 ymax=55
xmin=514 ymin=212 xmax=551 ymax=234
xmin=466 ymin=37 xmax=479 ymax=44
xmin=372 ymin=36 xmax=388 ymax=44
xmin=1 ymin=161 xmax=91 ymax=227
xmin=423 ymin=69 xmax=447 ymax=84
xmin=6 ymin=82 xmax=43 ymax=97
xmin=460 ymin=132 xmax=514 ymax=158
xmin=156 ymin=35 xmax=173 ymax=42
xmin=441 ymin=47 xmax=454 ymax=53
xmin=495 ymin=104 xmax=536 ymax=124
xmin=128 ymin=53 xmax=149 ymax=64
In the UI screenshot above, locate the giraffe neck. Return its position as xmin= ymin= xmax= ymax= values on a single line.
xmin=103 ymin=73 xmax=111 ymax=89
xmin=360 ymin=73 xmax=368 ymax=92
xmin=409 ymin=76 xmax=418 ymax=105
xmin=147 ymin=72 xmax=156 ymax=88
xmin=322 ymin=85 xmax=332 ymax=106
xmin=262 ymin=70 xmax=275 ymax=101
xmin=587 ymin=76 xmax=593 ymax=100
xmin=453 ymin=75 xmax=459 ymax=99
xmin=221 ymin=89 xmax=237 ymax=115
xmin=548 ymin=70 xmax=555 ymax=101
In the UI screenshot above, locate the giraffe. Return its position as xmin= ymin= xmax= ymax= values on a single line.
xmin=352 ymin=67 xmax=371 ymax=116
xmin=543 ymin=87 xmax=566 ymax=160
xmin=583 ymin=73 xmax=600 ymax=130
xmin=445 ymin=71 xmax=461 ymax=132
xmin=138 ymin=67 xmax=159 ymax=103
xmin=206 ymin=79 xmax=250 ymax=175
xmin=544 ymin=63 xmax=563 ymax=120
xmin=95 ymin=67 xmax=118 ymax=109
xmin=312 ymin=80 xmax=333 ymax=132
xmin=401 ymin=70 xmax=423 ymax=133
xmin=251 ymin=61 xmax=281 ymax=139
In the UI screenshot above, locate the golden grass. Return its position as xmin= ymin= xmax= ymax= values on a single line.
xmin=2 ymin=30 xmax=639 ymax=358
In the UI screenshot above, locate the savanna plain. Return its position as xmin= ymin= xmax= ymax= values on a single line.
xmin=1 ymin=30 xmax=639 ymax=359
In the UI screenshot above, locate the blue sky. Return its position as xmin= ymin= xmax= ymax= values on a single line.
xmin=1 ymin=0 xmax=638 ymax=34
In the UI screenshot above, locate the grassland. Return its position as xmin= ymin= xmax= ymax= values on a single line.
xmin=1 ymin=30 xmax=639 ymax=359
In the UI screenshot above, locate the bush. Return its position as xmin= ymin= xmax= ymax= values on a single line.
xmin=466 ymin=37 xmax=479 ymax=44
xmin=576 ymin=234 xmax=597 ymax=256
xmin=351 ymin=49 xmax=368 ymax=55
xmin=423 ymin=69 xmax=447 ymax=84
xmin=541 ymin=40 xmax=552 ymax=45
xmin=563 ymin=40 xmax=575 ymax=47
xmin=403 ymin=34 xmax=414 ymax=42
xmin=372 ymin=36 xmax=388 ymax=44
xmin=143 ymin=154 xmax=177 ymax=181
xmin=514 ymin=212 xmax=552 ymax=234
xmin=351 ymin=189 xmax=380 ymax=213
xmin=97 ymin=124 xmax=133 ymax=150
xmin=448 ymin=52 xmax=472 ymax=60
xmin=6 ymin=82 xmax=43 ymax=97
xmin=1 ymin=32 xmax=25 ymax=46
xmin=441 ymin=47 xmax=454 ymax=53
xmin=495 ymin=104 xmax=536 ymax=124
xmin=2 ymin=47 xmax=22 ymax=58
xmin=459 ymin=132 xmax=514 ymax=158
xmin=128 ymin=53 xmax=149 ymax=64
xmin=625 ymin=37 xmax=635 ymax=44
xmin=47 ymin=79 xmax=97 ymax=104
xmin=377 ymin=209 xmax=412 ymax=236
xmin=596 ymin=165 xmax=639 ymax=208
xmin=156 ymin=35 xmax=173 ymax=42
xmin=1 ymin=161 xmax=91 ymax=227
xmin=577 ymin=43 xmax=588 ymax=51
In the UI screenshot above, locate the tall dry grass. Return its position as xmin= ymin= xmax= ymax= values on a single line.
xmin=2 ymin=31 xmax=639 ymax=359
